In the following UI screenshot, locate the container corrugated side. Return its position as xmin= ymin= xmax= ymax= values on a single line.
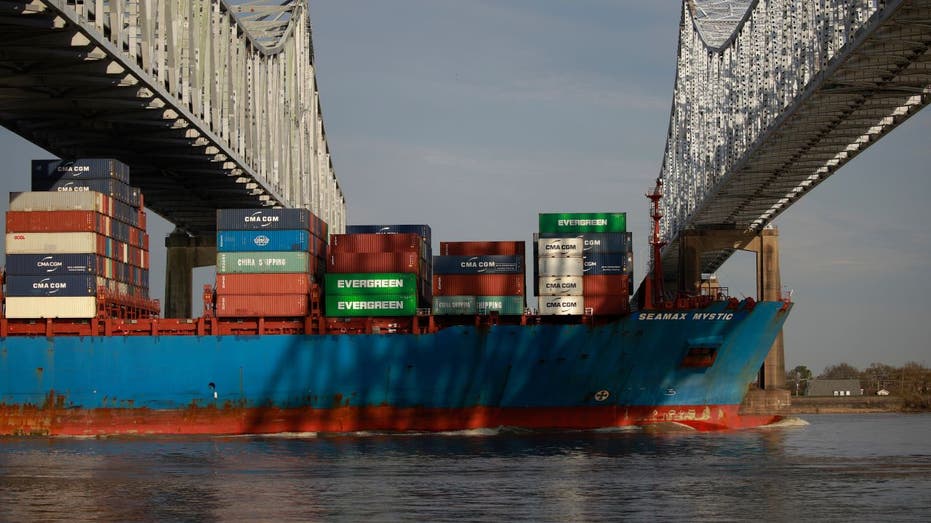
xmin=4 ymin=253 xmax=98 ymax=275
xmin=330 ymin=233 xmax=423 ymax=254
xmin=432 ymin=255 xmax=523 ymax=275
xmin=31 ymin=158 xmax=130 ymax=184
xmin=582 ymin=252 xmax=629 ymax=275
xmin=4 ymin=296 xmax=97 ymax=318
xmin=581 ymin=274 xmax=630 ymax=296
xmin=325 ymin=293 xmax=418 ymax=317
xmin=475 ymin=296 xmax=525 ymax=315
xmin=327 ymin=252 xmax=421 ymax=274
xmin=215 ymin=294 xmax=309 ymax=317
xmin=324 ymin=273 xmax=417 ymax=296
xmin=537 ymin=238 xmax=584 ymax=257
xmin=538 ymin=212 xmax=626 ymax=234
xmin=9 ymin=191 xmax=108 ymax=213
xmin=5 ymin=232 xmax=97 ymax=254
xmin=216 ymin=229 xmax=310 ymax=252
xmin=537 ymin=276 xmax=584 ymax=296
xmin=215 ymin=273 xmax=311 ymax=295
xmin=216 ymin=251 xmax=310 ymax=274
xmin=537 ymin=256 xmax=584 ymax=277
xmin=30 ymin=179 xmax=141 ymax=207
xmin=439 ymin=241 xmax=525 ymax=256
xmin=345 ymin=224 xmax=431 ymax=244
xmin=217 ymin=208 xmax=312 ymax=231
xmin=5 ymin=274 xmax=98 ymax=297
xmin=537 ymin=296 xmax=585 ymax=315
xmin=432 ymin=295 xmax=477 ymax=315
xmin=581 ymin=295 xmax=629 ymax=316
xmin=433 ymin=274 xmax=524 ymax=296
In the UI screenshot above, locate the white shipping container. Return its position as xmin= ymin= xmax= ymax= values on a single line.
xmin=538 ymin=296 xmax=585 ymax=315
xmin=9 ymin=191 xmax=107 ymax=213
xmin=5 ymin=296 xmax=97 ymax=318
xmin=537 ymin=256 xmax=584 ymax=276
xmin=537 ymin=237 xmax=584 ymax=257
xmin=537 ymin=276 xmax=584 ymax=296
xmin=5 ymin=232 xmax=97 ymax=254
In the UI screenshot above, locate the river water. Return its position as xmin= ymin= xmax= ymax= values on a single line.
xmin=1 ymin=413 xmax=929 ymax=522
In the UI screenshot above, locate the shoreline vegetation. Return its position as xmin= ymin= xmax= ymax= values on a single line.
xmin=787 ymin=394 xmax=931 ymax=414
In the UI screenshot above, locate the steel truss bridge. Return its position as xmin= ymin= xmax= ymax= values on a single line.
xmin=659 ymin=0 xmax=930 ymax=282
xmin=0 ymin=0 xmax=344 ymax=237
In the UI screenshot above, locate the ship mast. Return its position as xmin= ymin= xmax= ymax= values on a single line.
xmin=645 ymin=178 xmax=666 ymax=308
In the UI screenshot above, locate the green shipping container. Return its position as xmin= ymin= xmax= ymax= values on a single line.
xmin=216 ymin=251 xmax=309 ymax=274
xmin=476 ymin=296 xmax=525 ymax=315
xmin=538 ymin=212 xmax=626 ymax=234
xmin=325 ymin=293 xmax=418 ymax=317
xmin=432 ymin=295 xmax=477 ymax=315
xmin=325 ymin=273 xmax=417 ymax=296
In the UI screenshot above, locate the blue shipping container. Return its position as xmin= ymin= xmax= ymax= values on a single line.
xmin=31 ymin=178 xmax=142 ymax=207
xmin=4 ymin=254 xmax=98 ymax=276
xmin=31 ymin=159 xmax=130 ymax=184
xmin=217 ymin=230 xmax=310 ymax=252
xmin=582 ymin=252 xmax=629 ymax=275
xmin=432 ymin=255 xmax=524 ymax=275
xmin=5 ymin=274 xmax=97 ymax=297
xmin=217 ymin=209 xmax=312 ymax=231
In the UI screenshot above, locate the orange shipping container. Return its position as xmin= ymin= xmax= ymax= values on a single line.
xmin=215 ymin=294 xmax=309 ymax=317
xmin=330 ymin=233 xmax=422 ymax=254
xmin=433 ymin=274 xmax=524 ymax=296
xmin=440 ymin=241 xmax=525 ymax=256
xmin=582 ymin=274 xmax=630 ymax=296
xmin=216 ymin=273 xmax=311 ymax=295
xmin=6 ymin=210 xmax=108 ymax=234
xmin=580 ymin=294 xmax=629 ymax=316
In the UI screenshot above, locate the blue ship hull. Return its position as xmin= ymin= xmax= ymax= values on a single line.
xmin=0 ymin=300 xmax=790 ymax=435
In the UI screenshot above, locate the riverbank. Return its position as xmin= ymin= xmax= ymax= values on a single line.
xmin=787 ymin=395 xmax=921 ymax=414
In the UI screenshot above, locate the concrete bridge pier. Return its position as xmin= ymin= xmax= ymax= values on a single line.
xmin=679 ymin=227 xmax=786 ymax=391
xmin=165 ymin=229 xmax=217 ymax=319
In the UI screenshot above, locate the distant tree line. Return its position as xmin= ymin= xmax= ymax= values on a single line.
xmin=786 ymin=361 xmax=931 ymax=397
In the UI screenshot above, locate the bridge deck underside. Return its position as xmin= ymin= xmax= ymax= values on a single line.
xmin=0 ymin=2 xmax=267 ymax=236
xmin=664 ymin=0 xmax=931 ymax=281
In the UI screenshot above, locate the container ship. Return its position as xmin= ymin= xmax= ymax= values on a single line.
xmin=0 ymin=160 xmax=791 ymax=436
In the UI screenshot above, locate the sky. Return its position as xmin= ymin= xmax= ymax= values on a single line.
xmin=1 ymin=1 xmax=929 ymax=374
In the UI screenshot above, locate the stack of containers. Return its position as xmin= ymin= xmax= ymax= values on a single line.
xmin=325 ymin=225 xmax=431 ymax=317
xmin=535 ymin=212 xmax=630 ymax=316
xmin=4 ymin=159 xmax=152 ymax=318
xmin=214 ymin=208 xmax=327 ymax=317
xmin=432 ymin=241 xmax=526 ymax=315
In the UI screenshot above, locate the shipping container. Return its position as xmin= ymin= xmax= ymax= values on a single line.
xmin=31 ymin=178 xmax=141 ymax=207
xmin=32 ymin=158 xmax=130 ymax=184
xmin=580 ymin=295 xmax=628 ymax=316
xmin=5 ymin=274 xmax=97 ymax=297
xmin=9 ymin=191 xmax=108 ymax=213
xmin=432 ymin=255 xmax=523 ymax=275
xmin=537 ymin=296 xmax=586 ymax=315
xmin=538 ymin=212 xmax=626 ymax=234
xmin=6 ymin=210 xmax=102 ymax=234
xmin=581 ymin=274 xmax=630 ymax=296
xmin=215 ymin=294 xmax=309 ymax=317
xmin=4 ymin=253 xmax=97 ymax=275
xmin=327 ymin=252 xmax=421 ymax=274
xmin=325 ymin=293 xmax=418 ymax=317
xmin=324 ymin=273 xmax=418 ymax=296
xmin=433 ymin=274 xmax=524 ymax=296
xmin=475 ymin=296 xmax=525 ymax=315
xmin=216 ymin=251 xmax=311 ymax=274
xmin=345 ymin=224 xmax=431 ymax=243
xmin=537 ymin=276 xmax=584 ymax=296
xmin=582 ymin=252 xmax=629 ymax=275
xmin=537 ymin=232 xmax=628 ymax=253
xmin=4 ymin=296 xmax=97 ymax=319
xmin=537 ymin=256 xmax=585 ymax=277
xmin=215 ymin=273 xmax=311 ymax=295
xmin=330 ymin=233 xmax=423 ymax=254
xmin=432 ymin=295 xmax=477 ymax=315
xmin=217 ymin=208 xmax=314 ymax=231
xmin=5 ymin=232 xmax=97 ymax=254
xmin=537 ymin=238 xmax=584 ymax=257
xmin=439 ymin=241 xmax=525 ymax=256
xmin=217 ymin=229 xmax=310 ymax=252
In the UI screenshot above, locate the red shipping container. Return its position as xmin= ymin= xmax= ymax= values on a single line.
xmin=582 ymin=274 xmax=630 ymax=296
xmin=215 ymin=294 xmax=309 ymax=317
xmin=216 ymin=273 xmax=311 ymax=295
xmin=328 ymin=252 xmax=421 ymax=274
xmin=5 ymin=210 xmax=106 ymax=233
xmin=433 ymin=274 xmax=524 ymax=296
xmin=440 ymin=241 xmax=525 ymax=256
xmin=330 ymin=233 xmax=422 ymax=254
xmin=581 ymin=294 xmax=629 ymax=316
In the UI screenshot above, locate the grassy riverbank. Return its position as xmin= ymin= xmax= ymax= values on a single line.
xmin=787 ymin=395 xmax=931 ymax=414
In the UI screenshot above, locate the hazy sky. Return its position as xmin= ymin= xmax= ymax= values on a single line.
xmin=1 ymin=1 xmax=928 ymax=374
